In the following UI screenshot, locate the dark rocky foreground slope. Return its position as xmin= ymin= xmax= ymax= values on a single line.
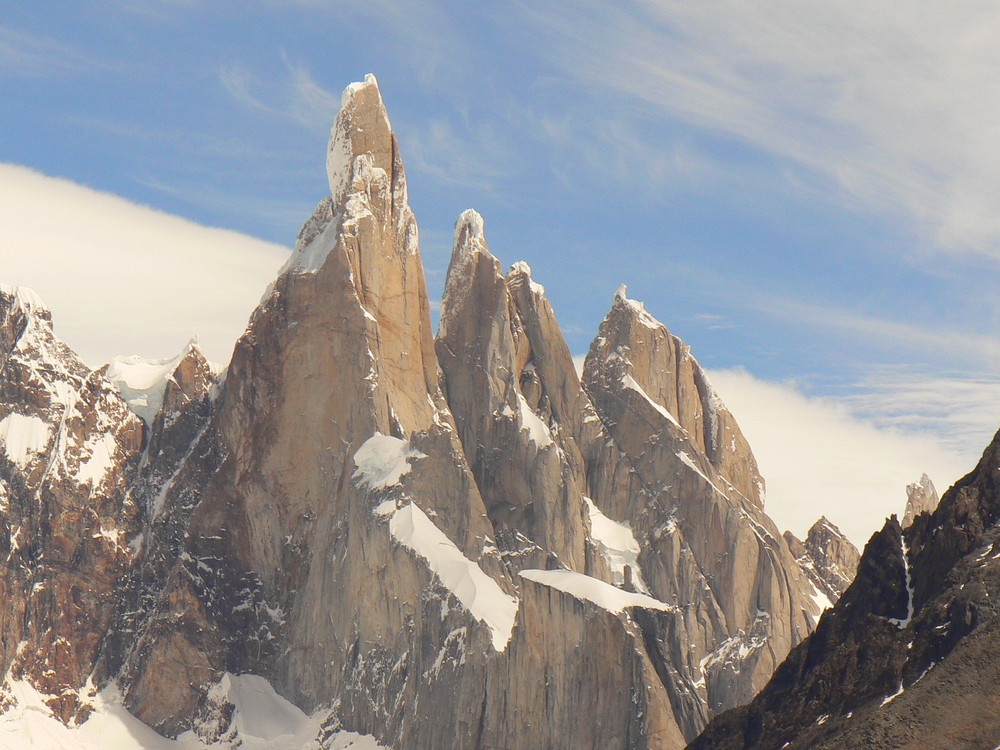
xmin=0 ymin=76 xmax=835 ymax=749
xmin=689 ymin=429 xmax=1000 ymax=750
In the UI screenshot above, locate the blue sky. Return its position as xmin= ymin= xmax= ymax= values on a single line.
xmin=3 ymin=1 xmax=1000 ymax=544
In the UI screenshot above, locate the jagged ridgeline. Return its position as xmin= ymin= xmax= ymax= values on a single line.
xmin=0 ymin=76 xmax=830 ymax=749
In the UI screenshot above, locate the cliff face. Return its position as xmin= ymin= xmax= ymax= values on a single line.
xmin=690 ymin=432 xmax=1000 ymax=750
xmin=579 ymin=287 xmax=819 ymax=713
xmin=116 ymin=75 xmax=505 ymax=743
xmin=1 ymin=76 xmax=829 ymax=749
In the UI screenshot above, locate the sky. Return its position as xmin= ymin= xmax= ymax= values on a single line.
xmin=3 ymin=1 xmax=1000 ymax=547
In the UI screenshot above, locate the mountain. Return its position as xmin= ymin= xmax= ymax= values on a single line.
xmin=902 ymin=472 xmax=939 ymax=529
xmin=784 ymin=517 xmax=860 ymax=606
xmin=1 ymin=76 xmax=827 ymax=749
xmin=689 ymin=430 xmax=1000 ymax=749
xmin=0 ymin=284 xmax=143 ymax=724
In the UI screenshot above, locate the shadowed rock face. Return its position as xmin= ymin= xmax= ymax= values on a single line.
xmin=690 ymin=430 xmax=1000 ymax=750
xmin=784 ymin=516 xmax=860 ymax=605
xmin=2 ymin=76 xmax=829 ymax=749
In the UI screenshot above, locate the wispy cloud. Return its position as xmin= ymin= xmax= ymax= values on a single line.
xmin=515 ymin=0 xmax=1000 ymax=257
xmin=747 ymin=294 xmax=1000 ymax=370
xmin=545 ymin=111 xmax=733 ymax=200
xmin=68 ymin=112 xmax=311 ymax=165
xmin=655 ymin=260 xmax=1000 ymax=371
xmin=401 ymin=116 xmax=519 ymax=192
xmin=0 ymin=24 xmax=100 ymax=77
xmin=135 ymin=173 xmax=312 ymax=228
xmin=282 ymin=0 xmax=468 ymax=86
xmin=114 ymin=0 xmax=203 ymax=20
xmin=218 ymin=56 xmax=339 ymax=132
xmin=836 ymin=366 xmax=1000 ymax=457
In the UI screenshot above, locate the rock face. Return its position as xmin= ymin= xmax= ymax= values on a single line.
xmin=902 ymin=472 xmax=939 ymax=529
xmin=579 ymin=286 xmax=819 ymax=712
xmin=784 ymin=517 xmax=860 ymax=605
xmin=0 ymin=286 xmax=143 ymax=723
xmin=1 ymin=76 xmax=828 ymax=749
xmin=690 ymin=432 xmax=1000 ymax=750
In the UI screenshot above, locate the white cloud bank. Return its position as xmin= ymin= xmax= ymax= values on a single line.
xmin=0 ymin=163 xmax=288 ymax=366
xmin=708 ymin=368 xmax=982 ymax=549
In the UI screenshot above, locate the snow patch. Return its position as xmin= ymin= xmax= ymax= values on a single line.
xmin=353 ymin=433 xmax=425 ymax=490
xmin=105 ymin=340 xmax=207 ymax=425
xmin=808 ymin=581 xmax=833 ymax=617
xmin=676 ymin=450 xmax=728 ymax=500
xmin=613 ymin=285 xmax=662 ymax=329
xmin=700 ymin=628 xmax=769 ymax=676
xmin=212 ymin=673 xmax=311 ymax=742
xmin=0 ymin=412 xmax=50 ymax=467
xmin=0 ymin=674 xmax=386 ymax=749
xmin=889 ymin=537 xmax=914 ymax=629
xmin=387 ymin=502 xmax=518 ymax=651
xmin=622 ymin=373 xmax=680 ymax=427
xmin=510 ymin=260 xmax=531 ymax=276
xmin=0 ymin=283 xmax=48 ymax=313
xmin=880 ymin=682 xmax=905 ymax=706
xmin=76 ymin=433 xmax=118 ymax=487
xmin=454 ymin=208 xmax=485 ymax=248
xmin=515 ymin=394 xmax=553 ymax=447
xmin=520 ymin=568 xmax=674 ymax=614
xmin=508 ymin=261 xmax=545 ymax=296
xmin=274 ymin=208 xmax=340 ymax=285
xmin=583 ymin=497 xmax=649 ymax=592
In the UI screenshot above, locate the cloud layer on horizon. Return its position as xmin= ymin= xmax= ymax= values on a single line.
xmin=0 ymin=163 xmax=287 ymax=366
xmin=707 ymin=367 xmax=982 ymax=548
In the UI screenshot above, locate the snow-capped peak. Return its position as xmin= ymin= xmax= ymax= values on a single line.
xmin=609 ymin=284 xmax=662 ymax=331
xmin=509 ymin=260 xmax=531 ymax=276
xmin=0 ymin=283 xmax=49 ymax=315
xmin=452 ymin=209 xmax=488 ymax=260
xmin=341 ymin=72 xmax=380 ymax=108
xmin=105 ymin=338 xmax=204 ymax=426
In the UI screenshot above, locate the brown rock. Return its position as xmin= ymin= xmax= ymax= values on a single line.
xmin=118 ymin=76 xmax=505 ymax=744
xmin=436 ymin=213 xmax=590 ymax=573
xmin=0 ymin=286 xmax=143 ymax=724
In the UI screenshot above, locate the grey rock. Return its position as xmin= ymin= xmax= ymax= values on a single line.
xmin=902 ymin=472 xmax=939 ymax=529
xmin=785 ymin=516 xmax=861 ymax=605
